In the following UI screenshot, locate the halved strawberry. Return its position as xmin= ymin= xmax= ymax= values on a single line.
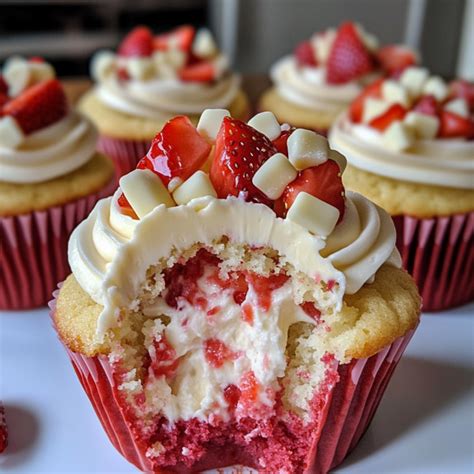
xmin=29 ymin=56 xmax=45 ymax=63
xmin=349 ymin=78 xmax=384 ymax=122
xmin=326 ymin=22 xmax=375 ymax=84
xmin=0 ymin=93 xmax=8 ymax=107
xmin=376 ymin=45 xmax=417 ymax=75
xmin=153 ymin=25 xmax=195 ymax=52
xmin=369 ymin=103 xmax=407 ymax=131
xmin=450 ymin=80 xmax=474 ymax=111
xmin=2 ymin=79 xmax=68 ymax=134
xmin=138 ymin=115 xmax=211 ymax=185
xmin=179 ymin=60 xmax=214 ymax=82
xmin=0 ymin=75 xmax=9 ymax=95
xmin=272 ymin=128 xmax=293 ymax=154
xmin=210 ymin=117 xmax=278 ymax=205
xmin=118 ymin=26 xmax=153 ymax=57
xmin=294 ymin=41 xmax=317 ymax=67
xmin=413 ymin=95 xmax=438 ymax=116
xmin=117 ymin=193 xmax=138 ymax=219
xmin=275 ymin=160 xmax=345 ymax=221
xmin=438 ymin=110 xmax=474 ymax=138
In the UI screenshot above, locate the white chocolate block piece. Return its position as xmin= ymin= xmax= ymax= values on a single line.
xmin=404 ymin=111 xmax=439 ymax=139
xmin=252 ymin=153 xmax=297 ymax=200
xmin=91 ymin=51 xmax=116 ymax=81
xmin=0 ymin=116 xmax=25 ymax=148
xmin=173 ymin=170 xmax=217 ymax=205
xmin=120 ymin=169 xmax=174 ymax=218
xmin=197 ymin=109 xmax=230 ymax=141
xmin=192 ymin=29 xmax=218 ymax=58
xmin=126 ymin=57 xmax=155 ymax=80
xmin=362 ymin=98 xmax=391 ymax=123
xmin=423 ymin=76 xmax=448 ymax=101
xmin=382 ymin=121 xmax=415 ymax=151
xmin=399 ymin=67 xmax=428 ymax=98
xmin=444 ymin=98 xmax=469 ymax=118
xmin=287 ymin=129 xmax=329 ymax=170
xmin=286 ymin=191 xmax=340 ymax=237
xmin=311 ymin=29 xmax=336 ymax=63
xmin=328 ymin=149 xmax=347 ymax=173
xmin=3 ymin=57 xmax=30 ymax=97
xmin=382 ymin=80 xmax=410 ymax=107
xmin=355 ymin=23 xmax=379 ymax=51
xmin=167 ymin=177 xmax=183 ymax=193
xmin=248 ymin=112 xmax=281 ymax=140
xmin=165 ymin=49 xmax=187 ymax=69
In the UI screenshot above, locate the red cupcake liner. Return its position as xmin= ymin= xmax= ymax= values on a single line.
xmin=393 ymin=212 xmax=474 ymax=312
xmin=0 ymin=402 xmax=7 ymax=454
xmin=50 ymin=288 xmax=414 ymax=473
xmin=0 ymin=179 xmax=115 ymax=310
xmin=97 ymin=135 xmax=150 ymax=180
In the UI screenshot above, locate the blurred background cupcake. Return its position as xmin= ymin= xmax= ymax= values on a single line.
xmin=329 ymin=69 xmax=474 ymax=311
xmin=0 ymin=57 xmax=114 ymax=310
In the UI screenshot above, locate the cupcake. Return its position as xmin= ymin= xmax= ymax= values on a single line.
xmin=52 ymin=110 xmax=420 ymax=473
xmin=0 ymin=57 xmax=115 ymax=310
xmin=79 ymin=25 xmax=250 ymax=178
xmin=330 ymin=69 xmax=474 ymax=311
xmin=259 ymin=21 xmax=417 ymax=134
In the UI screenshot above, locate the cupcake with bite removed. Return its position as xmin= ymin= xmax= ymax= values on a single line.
xmin=330 ymin=69 xmax=474 ymax=311
xmin=79 ymin=25 xmax=250 ymax=178
xmin=259 ymin=21 xmax=418 ymax=134
xmin=52 ymin=108 xmax=420 ymax=473
xmin=0 ymin=57 xmax=114 ymax=310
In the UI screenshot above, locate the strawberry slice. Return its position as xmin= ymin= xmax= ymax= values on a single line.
xmin=275 ymin=160 xmax=345 ymax=221
xmin=450 ymin=80 xmax=474 ymax=111
xmin=349 ymin=78 xmax=384 ymax=122
xmin=376 ymin=45 xmax=417 ymax=75
xmin=117 ymin=193 xmax=138 ymax=219
xmin=438 ymin=110 xmax=474 ymax=138
xmin=138 ymin=115 xmax=211 ymax=185
xmin=118 ymin=26 xmax=154 ymax=57
xmin=294 ymin=41 xmax=317 ymax=67
xmin=153 ymin=25 xmax=195 ymax=52
xmin=326 ymin=22 xmax=375 ymax=84
xmin=179 ymin=61 xmax=214 ymax=82
xmin=272 ymin=128 xmax=293 ymax=154
xmin=2 ymin=79 xmax=68 ymax=135
xmin=0 ymin=75 xmax=8 ymax=95
xmin=369 ymin=103 xmax=407 ymax=131
xmin=210 ymin=117 xmax=278 ymax=205
xmin=413 ymin=95 xmax=438 ymax=116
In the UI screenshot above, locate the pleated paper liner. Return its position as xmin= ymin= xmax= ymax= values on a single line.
xmin=0 ymin=402 xmax=7 ymax=453
xmin=393 ymin=211 xmax=474 ymax=312
xmin=0 ymin=178 xmax=115 ymax=310
xmin=50 ymin=290 xmax=415 ymax=474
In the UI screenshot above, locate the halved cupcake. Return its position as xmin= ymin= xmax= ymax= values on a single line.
xmin=79 ymin=25 xmax=250 ymax=178
xmin=52 ymin=110 xmax=420 ymax=473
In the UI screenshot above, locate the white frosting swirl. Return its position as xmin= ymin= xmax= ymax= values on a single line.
xmin=329 ymin=115 xmax=474 ymax=189
xmin=0 ymin=113 xmax=98 ymax=184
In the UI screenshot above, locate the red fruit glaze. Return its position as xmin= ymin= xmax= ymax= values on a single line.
xmin=246 ymin=272 xmax=289 ymax=312
xmin=138 ymin=115 xmax=211 ymax=185
xmin=413 ymin=95 xmax=438 ymax=116
xmin=294 ymin=41 xmax=317 ymax=67
xmin=376 ymin=45 xmax=417 ymax=75
xmin=204 ymin=339 xmax=237 ymax=368
xmin=2 ymin=79 xmax=68 ymax=134
xmin=438 ymin=110 xmax=474 ymax=138
xmin=327 ymin=22 xmax=375 ymax=84
xmin=179 ymin=61 xmax=214 ymax=82
xmin=153 ymin=25 xmax=195 ymax=52
xmin=117 ymin=193 xmax=138 ymax=219
xmin=450 ymin=80 xmax=474 ymax=110
xmin=300 ymin=302 xmax=322 ymax=322
xmin=369 ymin=103 xmax=407 ymax=131
xmin=150 ymin=335 xmax=179 ymax=378
xmin=210 ymin=117 xmax=278 ymax=205
xmin=272 ymin=128 xmax=293 ymax=155
xmin=349 ymin=78 xmax=384 ymax=122
xmin=118 ymin=26 xmax=154 ymax=57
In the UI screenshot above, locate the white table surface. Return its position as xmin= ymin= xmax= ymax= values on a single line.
xmin=1 ymin=303 xmax=473 ymax=474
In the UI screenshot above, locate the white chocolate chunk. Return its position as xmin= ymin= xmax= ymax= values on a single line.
xmin=212 ymin=55 xmax=228 ymax=79
xmin=192 ymin=28 xmax=218 ymax=58
xmin=168 ymin=177 xmax=183 ymax=193
xmin=286 ymin=192 xmax=340 ymax=237
xmin=120 ymin=169 xmax=174 ymax=218
xmin=399 ymin=67 xmax=428 ymax=98
xmin=0 ymin=116 xmax=25 ymax=148
xmin=173 ymin=170 xmax=217 ymax=205
xmin=3 ymin=57 xmax=30 ymax=97
xmin=311 ymin=29 xmax=336 ymax=63
xmin=423 ymin=76 xmax=448 ymax=101
xmin=382 ymin=121 xmax=415 ymax=151
xmin=91 ymin=50 xmax=116 ymax=81
xmin=444 ymin=98 xmax=469 ymax=118
xmin=404 ymin=111 xmax=439 ymax=139
xmin=165 ymin=49 xmax=187 ymax=69
xmin=328 ymin=149 xmax=347 ymax=173
xmin=355 ymin=23 xmax=379 ymax=52
xmin=252 ymin=153 xmax=297 ymax=200
xmin=30 ymin=62 xmax=55 ymax=83
xmin=248 ymin=112 xmax=281 ymax=140
xmin=126 ymin=57 xmax=155 ymax=80
xmin=287 ymin=129 xmax=329 ymax=170
xmin=362 ymin=98 xmax=391 ymax=123
xmin=197 ymin=109 xmax=230 ymax=141
xmin=382 ymin=80 xmax=410 ymax=107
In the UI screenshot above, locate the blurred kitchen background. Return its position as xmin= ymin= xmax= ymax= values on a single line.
xmin=0 ymin=0 xmax=473 ymax=80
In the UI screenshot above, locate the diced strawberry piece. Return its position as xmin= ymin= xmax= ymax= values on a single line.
xmin=239 ymin=371 xmax=260 ymax=408
xmin=272 ymin=128 xmax=293 ymax=155
xmin=376 ymin=45 xmax=417 ymax=75
xmin=246 ymin=272 xmax=289 ymax=311
xmin=438 ymin=110 xmax=474 ymax=138
xmin=2 ymin=79 xmax=68 ymax=134
xmin=204 ymin=339 xmax=237 ymax=368
xmin=179 ymin=61 xmax=215 ymax=82
xmin=224 ymin=384 xmax=241 ymax=411
xmin=294 ymin=40 xmax=317 ymax=67
xmin=118 ymin=26 xmax=153 ymax=57
xmin=138 ymin=115 xmax=211 ymax=185
xmin=349 ymin=78 xmax=384 ymax=122
xmin=300 ymin=302 xmax=321 ymax=322
xmin=150 ymin=335 xmax=179 ymax=378
xmin=275 ymin=160 xmax=345 ymax=221
xmin=117 ymin=193 xmax=138 ymax=219
xmin=210 ymin=117 xmax=278 ymax=205
xmin=450 ymin=80 xmax=474 ymax=111
xmin=153 ymin=25 xmax=195 ymax=52
xmin=117 ymin=67 xmax=130 ymax=81
xmin=241 ymin=303 xmax=254 ymax=325
xmin=327 ymin=22 xmax=375 ymax=84
xmin=413 ymin=95 xmax=438 ymax=116
xmin=0 ymin=76 xmax=8 ymax=95
xmin=369 ymin=103 xmax=407 ymax=131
